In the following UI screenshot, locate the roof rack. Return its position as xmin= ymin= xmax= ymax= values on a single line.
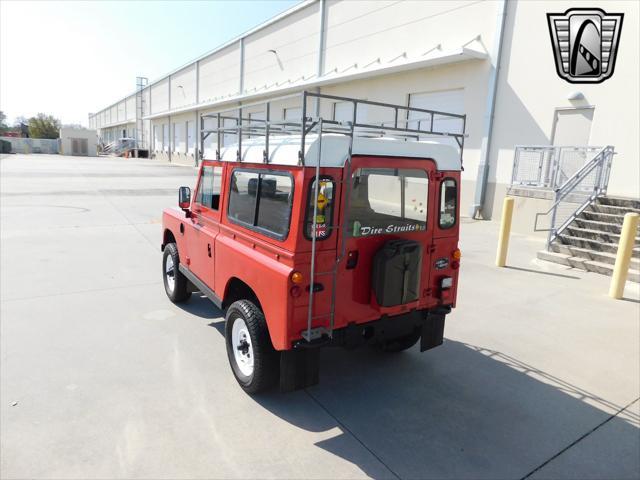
xmin=199 ymin=90 xmax=466 ymax=166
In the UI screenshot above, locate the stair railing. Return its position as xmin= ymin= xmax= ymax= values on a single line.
xmin=534 ymin=145 xmax=615 ymax=249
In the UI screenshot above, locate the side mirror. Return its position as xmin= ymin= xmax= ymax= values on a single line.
xmin=178 ymin=186 xmax=191 ymax=211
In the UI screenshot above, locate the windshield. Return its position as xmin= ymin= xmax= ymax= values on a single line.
xmin=348 ymin=168 xmax=428 ymax=237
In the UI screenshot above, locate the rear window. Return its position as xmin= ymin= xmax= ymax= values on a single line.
xmin=439 ymin=178 xmax=457 ymax=229
xmin=348 ymin=168 xmax=428 ymax=237
xmin=227 ymin=169 xmax=293 ymax=240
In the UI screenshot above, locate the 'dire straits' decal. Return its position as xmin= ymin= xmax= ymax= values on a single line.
xmin=353 ymin=221 xmax=426 ymax=237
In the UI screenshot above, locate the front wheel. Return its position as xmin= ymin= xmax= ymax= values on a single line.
xmin=225 ymin=300 xmax=279 ymax=394
xmin=162 ymin=243 xmax=191 ymax=303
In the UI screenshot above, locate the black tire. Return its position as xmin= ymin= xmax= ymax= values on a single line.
xmin=379 ymin=330 xmax=421 ymax=353
xmin=225 ymin=300 xmax=279 ymax=394
xmin=162 ymin=243 xmax=191 ymax=303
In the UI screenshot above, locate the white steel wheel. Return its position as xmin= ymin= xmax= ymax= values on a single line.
xmin=224 ymin=300 xmax=280 ymax=394
xmin=162 ymin=242 xmax=190 ymax=303
xmin=165 ymin=254 xmax=175 ymax=293
xmin=231 ymin=317 xmax=254 ymax=377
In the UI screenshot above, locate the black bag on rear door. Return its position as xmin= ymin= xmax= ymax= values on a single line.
xmin=372 ymin=239 xmax=422 ymax=307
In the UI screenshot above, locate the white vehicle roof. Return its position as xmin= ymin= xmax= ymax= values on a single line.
xmin=217 ymin=134 xmax=461 ymax=171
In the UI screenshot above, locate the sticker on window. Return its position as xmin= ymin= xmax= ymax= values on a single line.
xmin=352 ymin=222 xmax=426 ymax=237
xmin=305 ymin=178 xmax=335 ymax=240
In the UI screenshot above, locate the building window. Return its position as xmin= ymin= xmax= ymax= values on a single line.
xmin=228 ymin=169 xmax=294 ymax=240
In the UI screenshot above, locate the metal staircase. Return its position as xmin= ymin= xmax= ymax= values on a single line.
xmin=529 ymin=145 xmax=639 ymax=282
xmin=538 ymin=196 xmax=640 ymax=282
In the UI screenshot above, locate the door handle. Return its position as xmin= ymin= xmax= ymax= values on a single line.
xmin=207 ymin=244 xmax=212 ymax=257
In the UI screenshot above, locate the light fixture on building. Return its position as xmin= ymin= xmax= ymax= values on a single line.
xmin=567 ymin=91 xmax=585 ymax=101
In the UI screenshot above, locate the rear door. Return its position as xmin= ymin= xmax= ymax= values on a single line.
xmin=186 ymin=162 xmax=223 ymax=291
xmin=335 ymin=156 xmax=437 ymax=325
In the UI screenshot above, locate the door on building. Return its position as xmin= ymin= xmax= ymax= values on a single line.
xmin=70 ymin=138 xmax=88 ymax=156
xmin=551 ymin=107 xmax=595 ymax=184
xmin=407 ymin=89 xmax=465 ymax=150
xmin=552 ymin=107 xmax=594 ymax=146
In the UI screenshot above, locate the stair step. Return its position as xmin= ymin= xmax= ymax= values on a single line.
xmin=565 ymin=226 xmax=640 ymax=246
xmin=581 ymin=211 xmax=627 ymax=225
xmin=550 ymin=243 xmax=640 ymax=268
xmin=557 ymin=234 xmax=640 ymax=258
xmin=573 ymin=218 xmax=623 ymax=234
xmin=596 ymin=196 xmax=640 ymax=210
xmin=589 ymin=204 xmax=640 ymax=215
xmin=537 ymin=250 xmax=640 ymax=283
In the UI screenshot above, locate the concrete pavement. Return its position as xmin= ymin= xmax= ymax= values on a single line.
xmin=1 ymin=154 xmax=638 ymax=479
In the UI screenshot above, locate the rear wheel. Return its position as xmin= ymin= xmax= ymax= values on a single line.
xmin=225 ymin=300 xmax=279 ymax=394
xmin=379 ymin=330 xmax=421 ymax=353
xmin=162 ymin=243 xmax=191 ymax=303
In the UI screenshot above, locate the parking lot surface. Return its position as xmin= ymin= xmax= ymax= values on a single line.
xmin=1 ymin=154 xmax=638 ymax=479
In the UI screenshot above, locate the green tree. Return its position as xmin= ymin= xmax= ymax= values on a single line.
xmin=28 ymin=113 xmax=61 ymax=139
xmin=0 ymin=111 xmax=8 ymax=134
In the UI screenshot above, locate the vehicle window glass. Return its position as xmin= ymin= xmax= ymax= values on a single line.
xmin=195 ymin=166 xmax=222 ymax=210
xmin=304 ymin=177 xmax=335 ymax=240
xmin=228 ymin=171 xmax=259 ymax=225
xmin=348 ymin=168 xmax=428 ymax=237
xmin=439 ymin=178 xmax=457 ymax=229
xmin=256 ymin=174 xmax=293 ymax=237
xmin=228 ymin=170 xmax=293 ymax=239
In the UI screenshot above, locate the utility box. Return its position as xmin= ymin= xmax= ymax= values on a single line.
xmin=59 ymin=127 xmax=98 ymax=157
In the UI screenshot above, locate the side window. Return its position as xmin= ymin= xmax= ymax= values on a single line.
xmin=196 ymin=166 xmax=223 ymax=210
xmin=228 ymin=171 xmax=259 ymax=224
xmin=439 ymin=178 xmax=457 ymax=229
xmin=228 ymin=170 xmax=293 ymax=240
xmin=304 ymin=177 xmax=335 ymax=240
xmin=256 ymin=174 xmax=293 ymax=237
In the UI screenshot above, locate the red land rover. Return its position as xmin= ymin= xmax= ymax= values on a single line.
xmin=161 ymin=92 xmax=463 ymax=393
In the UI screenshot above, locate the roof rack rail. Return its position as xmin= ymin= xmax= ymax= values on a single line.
xmin=199 ymin=90 xmax=466 ymax=166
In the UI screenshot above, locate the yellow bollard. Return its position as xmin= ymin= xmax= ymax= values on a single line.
xmin=496 ymin=197 xmax=515 ymax=267
xmin=609 ymin=212 xmax=640 ymax=299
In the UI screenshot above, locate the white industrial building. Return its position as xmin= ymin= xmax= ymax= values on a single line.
xmin=88 ymin=0 xmax=639 ymax=225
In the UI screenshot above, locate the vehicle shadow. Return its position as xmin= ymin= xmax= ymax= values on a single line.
xmin=251 ymin=340 xmax=639 ymax=479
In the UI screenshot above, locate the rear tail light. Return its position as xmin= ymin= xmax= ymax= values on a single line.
xmin=451 ymin=260 xmax=460 ymax=270
xmin=290 ymin=286 xmax=302 ymax=297
xmin=291 ymin=271 xmax=303 ymax=284
xmin=441 ymin=277 xmax=453 ymax=289
xmin=452 ymin=248 xmax=461 ymax=260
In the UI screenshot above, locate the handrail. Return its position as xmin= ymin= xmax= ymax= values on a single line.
xmin=533 ymin=145 xmax=614 ymax=247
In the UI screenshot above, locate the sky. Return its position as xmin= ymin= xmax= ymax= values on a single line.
xmin=0 ymin=0 xmax=299 ymax=126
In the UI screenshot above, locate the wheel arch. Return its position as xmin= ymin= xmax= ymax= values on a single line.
xmin=162 ymin=228 xmax=177 ymax=251
xmin=223 ymin=277 xmax=263 ymax=312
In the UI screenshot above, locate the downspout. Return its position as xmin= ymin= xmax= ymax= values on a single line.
xmin=470 ymin=0 xmax=507 ymax=219
xmin=314 ymin=0 xmax=327 ymax=116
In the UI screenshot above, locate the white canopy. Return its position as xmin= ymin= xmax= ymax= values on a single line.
xmin=217 ymin=134 xmax=461 ymax=171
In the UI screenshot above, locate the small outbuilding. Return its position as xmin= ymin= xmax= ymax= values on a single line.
xmin=59 ymin=127 xmax=98 ymax=157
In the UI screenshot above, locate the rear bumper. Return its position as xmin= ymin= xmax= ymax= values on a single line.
xmin=281 ymin=306 xmax=450 ymax=392
xmin=292 ymin=305 xmax=451 ymax=351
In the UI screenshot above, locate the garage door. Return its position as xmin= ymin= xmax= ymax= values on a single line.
xmin=408 ymin=89 xmax=464 ymax=148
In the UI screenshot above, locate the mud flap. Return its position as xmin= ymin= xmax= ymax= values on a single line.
xmin=420 ymin=312 xmax=445 ymax=352
xmin=280 ymin=349 xmax=320 ymax=392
